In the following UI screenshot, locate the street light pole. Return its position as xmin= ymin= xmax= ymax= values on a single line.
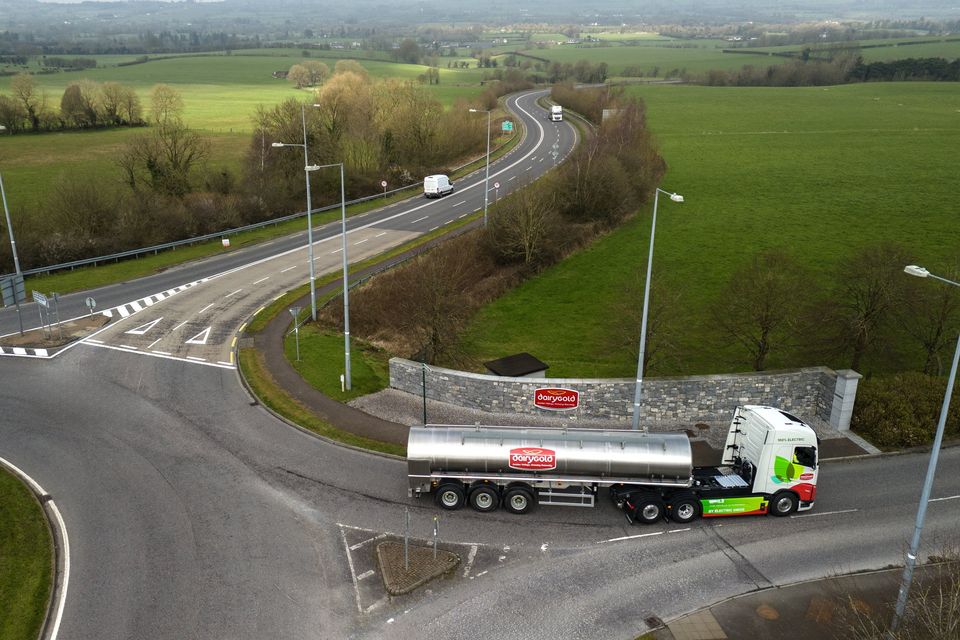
xmin=469 ymin=108 xmax=491 ymax=227
xmin=339 ymin=161 xmax=351 ymax=391
xmin=631 ymin=187 xmax=683 ymax=431
xmin=0 ymin=171 xmax=25 ymax=335
xmin=891 ymin=264 xmax=960 ymax=632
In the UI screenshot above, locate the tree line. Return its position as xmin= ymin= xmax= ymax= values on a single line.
xmin=0 ymin=74 xmax=143 ymax=133
xmin=0 ymin=63 xmax=487 ymax=270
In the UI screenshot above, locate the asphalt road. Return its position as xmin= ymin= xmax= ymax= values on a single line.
xmin=2 ymin=89 xmax=959 ymax=639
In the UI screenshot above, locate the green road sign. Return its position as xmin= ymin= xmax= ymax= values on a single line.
xmin=501 ymin=121 xmax=513 ymax=132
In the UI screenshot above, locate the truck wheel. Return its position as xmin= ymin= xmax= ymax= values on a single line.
xmin=771 ymin=491 xmax=798 ymax=517
xmin=435 ymin=484 xmax=465 ymax=510
xmin=669 ymin=494 xmax=700 ymax=524
xmin=503 ymin=487 xmax=535 ymax=515
xmin=469 ymin=486 xmax=500 ymax=513
xmin=633 ymin=497 xmax=665 ymax=524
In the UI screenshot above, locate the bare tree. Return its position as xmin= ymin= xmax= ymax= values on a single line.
xmin=711 ymin=248 xmax=810 ymax=371
xmin=610 ymin=272 xmax=683 ymax=376
xmin=302 ymin=60 xmax=330 ymax=86
xmin=333 ymin=59 xmax=369 ymax=79
xmin=896 ymin=262 xmax=960 ymax=374
xmin=484 ymin=181 xmax=564 ymax=268
xmin=150 ymin=84 xmax=184 ymax=126
xmin=10 ymin=73 xmax=45 ymax=131
xmin=118 ymin=119 xmax=209 ymax=197
xmin=287 ymin=64 xmax=311 ymax=89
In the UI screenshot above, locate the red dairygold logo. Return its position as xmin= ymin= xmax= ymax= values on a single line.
xmin=800 ymin=472 xmax=815 ymax=481
xmin=534 ymin=388 xmax=579 ymax=411
xmin=509 ymin=448 xmax=557 ymax=471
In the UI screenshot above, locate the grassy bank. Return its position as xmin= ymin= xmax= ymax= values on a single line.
xmin=0 ymin=466 xmax=52 ymax=640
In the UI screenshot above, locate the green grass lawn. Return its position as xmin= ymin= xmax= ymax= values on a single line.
xmin=0 ymin=466 xmax=52 ymax=640
xmin=284 ymin=325 xmax=391 ymax=402
xmin=461 ymin=81 xmax=960 ymax=378
xmin=540 ymin=43 xmax=763 ymax=76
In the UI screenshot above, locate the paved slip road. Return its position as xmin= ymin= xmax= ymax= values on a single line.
xmin=2 ymin=89 xmax=960 ymax=639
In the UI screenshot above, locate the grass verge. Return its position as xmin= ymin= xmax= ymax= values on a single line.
xmin=0 ymin=466 xmax=52 ymax=640
xmin=284 ymin=326 xmax=391 ymax=402
xmin=238 ymin=348 xmax=404 ymax=457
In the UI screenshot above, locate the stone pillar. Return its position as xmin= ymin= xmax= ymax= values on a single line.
xmin=829 ymin=369 xmax=862 ymax=432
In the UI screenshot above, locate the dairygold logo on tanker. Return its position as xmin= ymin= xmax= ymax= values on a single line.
xmin=509 ymin=448 xmax=557 ymax=471
xmin=534 ymin=388 xmax=579 ymax=410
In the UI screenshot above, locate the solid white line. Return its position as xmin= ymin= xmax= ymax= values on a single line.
xmin=340 ymin=527 xmax=363 ymax=613
xmin=0 ymin=456 xmax=69 ymax=640
xmin=929 ymin=495 xmax=960 ymax=503
xmin=411 ymin=216 xmax=428 ymax=224
xmin=599 ymin=531 xmax=664 ymax=544
xmin=252 ymin=277 xmax=269 ymax=285
xmin=281 ymin=265 xmax=298 ymax=273
xmin=172 ymin=320 xmax=188 ymax=332
xmin=146 ymin=337 xmax=163 ymax=349
xmin=225 ymin=289 xmax=243 ymax=297
xmin=792 ymin=508 xmax=859 ymax=518
xmin=120 ymin=345 xmax=139 ymax=350
xmin=197 ymin=303 xmax=214 ymax=314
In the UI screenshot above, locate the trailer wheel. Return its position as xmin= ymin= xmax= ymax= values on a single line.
xmin=771 ymin=491 xmax=798 ymax=517
xmin=669 ymin=494 xmax=700 ymax=524
xmin=435 ymin=484 xmax=465 ymax=510
xmin=469 ymin=485 xmax=500 ymax=513
xmin=633 ymin=497 xmax=665 ymax=525
xmin=503 ymin=487 xmax=535 ymax=515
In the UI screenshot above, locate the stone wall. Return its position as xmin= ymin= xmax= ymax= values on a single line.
xmin=390 ymin=358 xmax=859 ymax=429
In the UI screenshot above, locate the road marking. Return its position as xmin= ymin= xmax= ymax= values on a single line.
xmin=120 ymin=345 xmax=139 ymax=350
xmin=599 ymin=531 xmax=665 ymax=544
xmin=357 ymin=570 xmax=375 ymax=581
xmin=429 ymin=226 xmax=438 ymax=232
xmin=929 ymin=495 xmax=960 ymax=503
xmin=453 ymin=200 xmax=466 ymax=206
xmin=86 ymin=338 xmax=104 ymax=344
xmin=186 ymin=356 xmax=207 ymax=362
xmin=225 ymin=288 xmax=243 ymax=297
xmin=331 ymin=247 xmax=342 ymax=254
xmin=125 ymin=317 xmax=163 ymax=336
xmin=459 ymin=213 xmax=468 ymax=219
xmin=281 ymin=265 xmax=298 ymax=273
xmin=339 ymin=527 xmax=364 ymax=614
xmin=185 ymin=327 xmax=211 ymax=345
xmin=197 ymin=303 xmax=214 ymax=314
xmin=80 ymin=341 xmax=235 ymax=369
xmin=238 ymin=323 xmax=247 ymax=332
xmin=254 ymin=306 xmax=265 ymax=316
xmin=152 ymin=350 xmax=172 ymax=356
xmin=217 ymin=361 xmax=232 ymax=366
xmin=146 ymin=337 xmax=163 ymax=349
xmin=463 ymin=545 xmax=478 ymax=578
xmin=252 ymin=277 xmax=269 ymax=285
xmin=129 ymin=301 xmax=143 ymax=313
xmin=231 ymin=337 xmax=237 ymax=348
xmin=411 ymin=216 xmax=428 ymax=224
xmin=354 ymin=238 xmax=368 ymax=245
xmin=509 ymin=175 xmax=517 ymax=181
xmin=375 ymin=232 xmax=386 ymax=238
xmin=172 ymin=320 xmax=188 ymax=331
xmin=792 ymin=508 xmax=859 ymax=518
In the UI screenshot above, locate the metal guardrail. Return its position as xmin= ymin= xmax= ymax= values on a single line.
xmin=2 ymin=136 xmax=512 ymax=281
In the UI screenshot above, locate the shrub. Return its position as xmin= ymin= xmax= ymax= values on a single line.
xmin=851 ymin=372 xmax=960 ymax=449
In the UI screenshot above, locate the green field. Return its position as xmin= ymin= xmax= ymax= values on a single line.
xmin=0 ymin=466 xmax=52 ymax=640
xmin=538 ymin=42 xmax=758 ymax=76
xmin=0 ymin=52 xmax=486 ymax=214
xmin=461 ymin=82 xmax=960 ymax=378
xmin=741 ymin=36 xmax=960 ymax=62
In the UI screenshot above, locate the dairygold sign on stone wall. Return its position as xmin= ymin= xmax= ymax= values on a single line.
xmin=534 ymin=388 xmax=579 ymax=411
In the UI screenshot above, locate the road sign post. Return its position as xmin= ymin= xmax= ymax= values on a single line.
xmin=32 ymin=290 xmax=49 ymax=338
xmin=1 ymin=172 xmax=25 ymax=335
xmin=493 ymin=181 xmax=500 ymax=204
xmin=85 ymin=297 xmax=97 ymax=316
xmin=501 ymin=121 xmax=513 ymax=133
xmin=289 ymin=307 xmax=302 ymax=361
xmin=1 ymin=274 xmax=25 ymax=335
xmin=381 ymin=180 xmax=388 ymax=199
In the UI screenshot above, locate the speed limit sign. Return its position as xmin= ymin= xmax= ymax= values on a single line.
xmin=494 ymin=182 xmax=500 ymax=189
xmin=380 ymin=180 xmax=387 ymax=188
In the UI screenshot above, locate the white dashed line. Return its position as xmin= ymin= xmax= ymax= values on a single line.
xmin=186 ymin=356 xmax=207 ymax=362
xmin=86 ymin=339 xmax=104 ymax=344
xmin=281 ymin=265 xmax=298 ymax=273
xmin=172 ymin=320 xmax=188 ymax=332
xmin=792 ymin=508 xmax=859 ymax=518
xmin=931 ymin=495 xmax=960 ymax=502
xmin=252 ymin=277 xmax=269 ymax=285
xmin=459 ymin=213 xmax=468 ymax=218
xmin=198 ymin=303 xmax=214 ymax=314
xmin=225 ymin=289 xmax=243 ymax=297
xmin=453 ymin=200 xmax=466 ymax=206
xmin=354 ymin=238 xmax=368 ymax=245
xmin=411 ymin=216 xmax=428 ymax=224
xmin=151 ymin=350 xmax=172 ymax=356
xmin=331 ymin=247 xmax=342 ymax=254
xmin=429 ymin=226 xmax=438 ymax=232
xmin=120 ymin=345 xmax=139 ymax=350
xmin=599 ymin=531 xmax=665 ymax=544
xmin=357 ymin=570 xmax=375 ymax=581
xmin=375 ymin=232 xmax=386 ymax=238
xmin=509 ymin=175 xmax=517 ymax=181
xmin=146 ymin=337 xmax=163 ymax=349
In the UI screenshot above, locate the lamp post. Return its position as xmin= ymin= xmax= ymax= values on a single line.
xmin=891 ymin=264 xmax=960 ymax=632
xmin=0 ymin=170 xmax=25 ymax=335
xmin=271 ymin=102 xmax=320 ymax=321
xmin=630 ymin=187 xmax=684 ymax=431
xmin=469 ymin=108 xmax=491 ymax=227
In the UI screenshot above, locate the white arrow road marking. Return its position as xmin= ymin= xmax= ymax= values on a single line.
xmin=185 ymin=327 xmax=211 ymax=345
xmin=125 ymin=317 xmax=163 ymax=335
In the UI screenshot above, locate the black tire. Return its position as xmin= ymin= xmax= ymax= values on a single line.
xmin=469 ymin=485 xmax=500 ymax=513
xmin=435 ymin=483 xmax=465 ymax=510
xmin=669 ymin=494 xmax=701 ymax=524
xmin=503 ymin=487 xmax=535 ymax=515
xmin=770 ymin=491 xmax=798 ymax=517
xmin=632 ymin=496 xmax=665 ymax=525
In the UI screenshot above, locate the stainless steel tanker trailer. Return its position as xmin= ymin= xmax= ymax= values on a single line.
xmin=407 ymin=405 xmax=820 ymax=524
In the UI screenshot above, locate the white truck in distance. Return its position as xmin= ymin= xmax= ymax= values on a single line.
xmin=423 ymin=174 xmax=453 ymax=198
xmin=407 ymin=405 xmax=819 ymax=523
xmin=550 ymin=105 xmax=563 ymax=122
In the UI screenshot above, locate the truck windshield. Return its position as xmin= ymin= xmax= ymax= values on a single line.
xmin=794 ymin=446 xmax=817 ymax=468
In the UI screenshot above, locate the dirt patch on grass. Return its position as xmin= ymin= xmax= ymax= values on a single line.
xmin=1 ymin=314 xmax=110 ymax=349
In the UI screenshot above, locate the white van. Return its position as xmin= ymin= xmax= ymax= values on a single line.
xmin=423 ymin=174 xmax=454 ymax=198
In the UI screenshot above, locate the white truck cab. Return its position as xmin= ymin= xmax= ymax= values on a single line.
xmin=423 ymin=174 xmax=453 ymax=198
